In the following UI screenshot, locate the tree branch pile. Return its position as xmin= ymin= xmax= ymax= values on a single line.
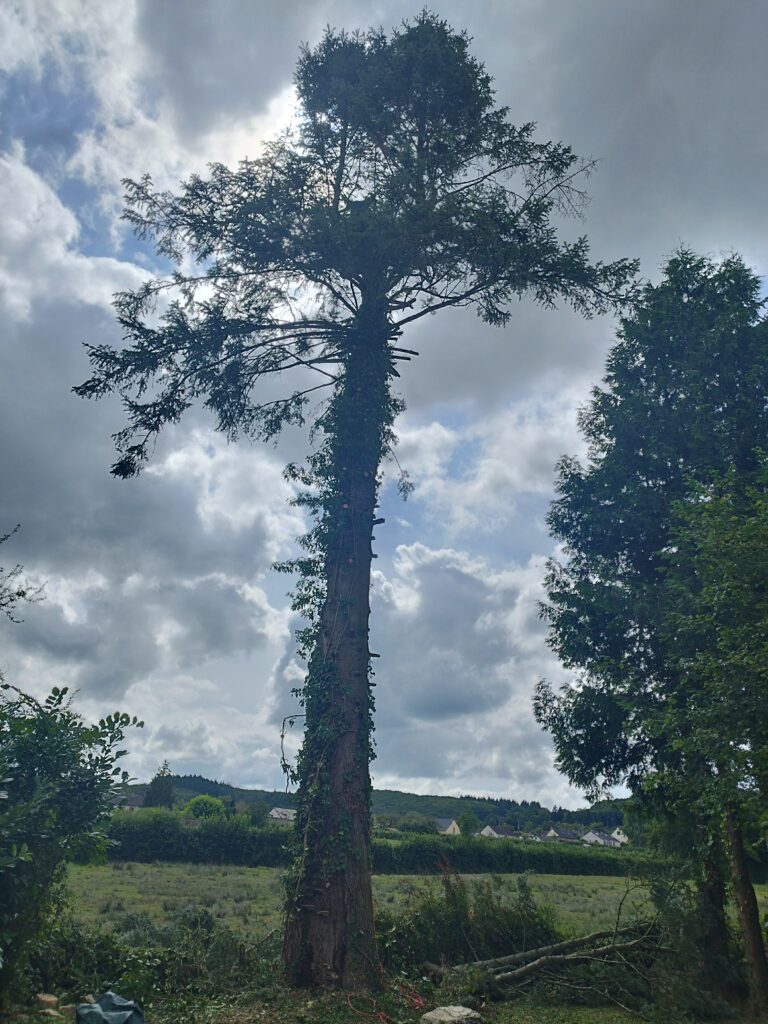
xmin=425 ymin=922 xmax=664 ymax=990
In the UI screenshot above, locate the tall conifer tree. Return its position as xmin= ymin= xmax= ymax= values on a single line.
xmin=536 ymin=250 xmax=768 ymax=1009
xmin=77 ymin=13 xmax=635 ymax=986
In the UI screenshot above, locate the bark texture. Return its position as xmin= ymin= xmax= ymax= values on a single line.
xmin=283 ymin=299 xmax=393 ymax=988
xmin=725 ymin=805 xmax=768 ymax=1012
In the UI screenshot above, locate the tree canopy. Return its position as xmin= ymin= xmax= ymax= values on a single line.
xmin=75 ymin=14 xmax=636 ymax=480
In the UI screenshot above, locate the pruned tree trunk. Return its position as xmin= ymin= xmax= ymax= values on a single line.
xmin=725 ymin=805 xmax=768 ymax=1012
xmin=283 ymin=297 xmax=393 ymax=988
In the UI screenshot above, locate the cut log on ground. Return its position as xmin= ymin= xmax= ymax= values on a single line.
xmin=456 ymin=926 xmax=641 ymax=974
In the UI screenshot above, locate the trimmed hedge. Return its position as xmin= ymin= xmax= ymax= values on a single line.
xmin=107 ymin=811 xmax=289 ymax=866
xmin=105 ymin=810 xmax=668 ymax=876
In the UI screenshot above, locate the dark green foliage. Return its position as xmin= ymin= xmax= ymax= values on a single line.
xmin=74 ymin=14 xmax=636 ymax=478
xmin=536 ymin=250 xmax=768 ymax=800
xmin=247 ymin=801 xmax=269 ymax=828
xmin=136 ymin=776 xmax=624 ymax=832
xmin=143 ymin=761 xmax=175 ymax=809
xmin=661 ymin=465 xmax=768 ymax=816
xmin=106 ymin=811 xmax=290 ymax=866
xmin=0 ymin=686 xmax=141 ymax=1000
xmin=458 ymin=811 xmax=480 ymax=836
xmin=396 ymin=811 xmax=437 ymax=834
xmin=535 ymin=249 xmax=768 ymax=1009
xmin=24 ymin=903 xmax=283 ymax=1009
xmin=24 ymin=910 xmax=135 ymax=1004
xmin=104 ymin=811 xmax=665 ymax=876
xmin=376 ymin=871 xmax=558 ymax=970
xmin=371 ymin=834 xmax=665 ymax=878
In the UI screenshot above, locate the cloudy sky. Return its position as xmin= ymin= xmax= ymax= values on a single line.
xmin=1 ymin=0 xmax=766 ymax=808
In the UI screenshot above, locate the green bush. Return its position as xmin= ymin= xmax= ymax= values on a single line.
xmin=0 ymin=685 xmax=141 ymax=1001
xmin=25 ymin=901 xmax=282 ymax=1008
xmin=26 ymin=910 xmax=134 ymax=1002
xmin=184 ymin=795 xmax=226 ymax=819
xmin=376 ymin=870 xmax=559 ymax=969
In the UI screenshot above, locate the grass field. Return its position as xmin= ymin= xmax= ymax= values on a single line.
xmin=66 ymin=863 xmax=655 ymax=938
xmin=66 ymin=861 xmax=768 ymax=939
xmin=14 ymin=864 xmax=751 ymax=1024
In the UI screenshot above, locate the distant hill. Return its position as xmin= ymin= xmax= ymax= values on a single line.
xmin=133 ymin=773 xmax=625 ymax=830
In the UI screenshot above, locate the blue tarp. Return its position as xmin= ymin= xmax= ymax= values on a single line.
xmin=75 ymin=992 xmax=144 ymax=1024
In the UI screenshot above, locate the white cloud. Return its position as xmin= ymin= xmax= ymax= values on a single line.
xmin=267 ymin=540 xmax=576 ymax=803
xmin=3 ymin=0 xmax=767 ymax=809
xmin=0 ymin=146 xmax=147 ymax=317
xmin=391 ymin=391 xmax=587 ymax=535
xmin=148 ymin=429 xmax=304 ymax=560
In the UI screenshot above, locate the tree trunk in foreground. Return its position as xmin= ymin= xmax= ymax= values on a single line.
xmin=697 ymin=843 xmax=730 ymax=1000
xmin=725 ymin=805 xmax=768 ymax=1013
xmin=283 ymin=303 xmax=392 ymax=988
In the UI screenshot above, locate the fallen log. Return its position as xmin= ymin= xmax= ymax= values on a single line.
xmin=494 ymin=935 xmax=651 ymax=986
xmin=455 ymin=926 xmax=641 ymax=974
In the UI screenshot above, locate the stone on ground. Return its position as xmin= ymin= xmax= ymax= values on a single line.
xmin=421 ymin=1008 xmax=483 ymax=1024
xmin=35 ymin=995 xmax=58 ymax=1010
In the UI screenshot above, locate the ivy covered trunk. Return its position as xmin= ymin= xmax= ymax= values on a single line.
xmin=283 ymin=294 xmax=394 ymax=988
xmin=725 ymin=805 xmax=768 ymax=1012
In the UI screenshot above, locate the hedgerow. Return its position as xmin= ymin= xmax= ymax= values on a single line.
xmin=105 ymin=811 xmax=669 ymax=876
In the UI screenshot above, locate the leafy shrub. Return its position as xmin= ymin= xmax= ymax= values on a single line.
xmin=25 ymin=901 xmax=281 ymax=1008
xmin=397 ymin=811 xmax=437 ymax=834
xmin=185 ymin=795 xmax=226 ymax=819
xmin=376 ymin=869 xmax=559 ymax=969
xmin=26 ymin=910 xmax=135 ymax=1002
xmin=0 ymin=685 xmax=141 ymax=1001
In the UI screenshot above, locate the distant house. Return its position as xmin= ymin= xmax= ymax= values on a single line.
xmin=478 ymin=824 xmax=516 ymax=839
xmin=433 ymin=817 xmax=461 ymax=835
xmin=544 ymin=826 xmax=581 ymax=843
xmin=521 ymin=832 xmax=542 ymax=843
xmin=611 ymin=827 xmax=630 ymax=845
xmin=268 ymin=806 xmax=296 ymax=824
xmin=582 ymin=829 xmax=621 ymax=848
xmin=111 ymin=792 xmax=145 ymax=813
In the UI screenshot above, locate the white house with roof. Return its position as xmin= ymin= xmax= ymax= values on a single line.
xmin=478 ymin=824 xmax=517 ymax=839
xmin=544 ymin=826 xmax=581 ymax=843
xmin=433 ymin=817 xmax=461 ymax=835
xmin=611 ymin=827 xmax=630 ymax=845
xmin=582 ymin=829 xmax=621 ymax=848
xmin=268 ymin=806 xmax=296 ymax=824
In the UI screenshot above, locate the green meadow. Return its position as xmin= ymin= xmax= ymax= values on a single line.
xmin=28 ymin=864 xmax=758 ymax=1024
xmin=67 ymin=862 xmax=768 ymax=939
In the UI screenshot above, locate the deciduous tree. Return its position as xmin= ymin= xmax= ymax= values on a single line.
xmin=0 ymin=686 xmax=141 ymax=1000
xmin=77 ymin=13 xmax=636 ymax=987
